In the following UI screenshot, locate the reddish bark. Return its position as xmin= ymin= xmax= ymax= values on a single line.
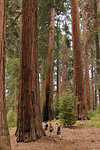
xmin=61 ymin=45 xmax=69 ymax=91
xmin=70 ymin=0 xmax=86 ymax=118
xmin=91 ymin=49 xmax=94 ymax=110
xmin=0 ymin=0 xmax=11 ymax=149
xmin=42 ymin=8 xmax=55 ymax=121
xmin=17 ymin=0 xmax=44 ymax=142
xmin=81 ymin=0 xmax=91 ymax=110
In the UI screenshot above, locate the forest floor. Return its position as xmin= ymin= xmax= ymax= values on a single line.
xmin=10 ymin=121 xmax=100 ymax=150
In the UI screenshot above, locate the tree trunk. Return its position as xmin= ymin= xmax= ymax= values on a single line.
xmin=41 ymin=59 xmax=46 ymax=119
xmin=81 ymin=0 xmax=91 ymax=110
xmin=61 ymin=45 xmax=69 ymax=91
xmin=14 ymin=86 xmax=17 ymax=113
xmin=0 ymin=137 xmax=8 ymax=150
xmin=42 ymin=8 xmax=55 ymax=121
xmin=0 ymin=0 xmax=11 ymax=149
xmin=91 ymin=49 xmax=94 ymax=110
xmin=57 ymin=50 xmax=60 ymax=96
xmin=70 ymin=0 xmax=86 ymax=118
xmin=94 ymin=0 xmax=100 ymax=105
xmin=56 ymin=21 xmax=60 ymax=97
xmin=17 ymin=0 xmax=44 ymax=142
xmin=95 ymin=87 xmax=97 ymax=107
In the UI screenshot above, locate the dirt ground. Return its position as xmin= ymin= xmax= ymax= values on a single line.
xmin=10 ymin=122 xmax=100 ymax=150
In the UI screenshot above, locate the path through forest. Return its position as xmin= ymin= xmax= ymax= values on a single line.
xmin=10 ymin=122 xmax=100 ymax=150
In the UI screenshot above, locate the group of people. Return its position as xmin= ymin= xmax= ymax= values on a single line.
xmin=44 ymin=122 xmax=61 ymax=140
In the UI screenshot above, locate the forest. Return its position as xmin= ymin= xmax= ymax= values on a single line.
xmin=0 ymin=0 xmax=100 ymax=150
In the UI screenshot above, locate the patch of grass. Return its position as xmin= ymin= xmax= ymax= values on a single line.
xmin=84 ymin=121 xmax=100 ymax=128
xmin=76 ymin=106 xmax=100 ymax=128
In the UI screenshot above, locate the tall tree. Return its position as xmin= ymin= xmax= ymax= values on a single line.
xmin=56 ymin=21 xmax=60 ymax=97
xmin=0 ymin=0 xmax=11 ymax=149
xmin=17 ymin=0 xmax=44 ymax=142
xmin=70 ymin=0 xmax=86 ymax=118
xmin=42 ymin=8 xmax=55 ymax=121
xmin=81 ymin=0 xmax=91 ymax=110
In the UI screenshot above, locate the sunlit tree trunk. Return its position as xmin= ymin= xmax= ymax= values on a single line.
xmin=17 ymin=0 xmax=44 ymax=142
xmin=81 ymin=0 xmax=91 ymax=110
xmin=0 ymin=0 xmax=11 ymax=149
xmin=70 ymin=0 xmax=86 ymax=118
xmin=42 ymin=8 xmax=55 ymax=121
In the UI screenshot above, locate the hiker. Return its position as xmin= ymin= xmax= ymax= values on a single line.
xmin=44 ymin=121 xmax=48 ymax=135
xmin=56 ymin=123 xmax=61 ymax=140
xmin=49 ymin=123 xmax=53 ymax=138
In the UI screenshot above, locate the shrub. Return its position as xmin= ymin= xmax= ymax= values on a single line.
xmin=58 ymin=87 xmax=76 ymax=126
xmin=88 ymin=106 xmax=100 ymax=121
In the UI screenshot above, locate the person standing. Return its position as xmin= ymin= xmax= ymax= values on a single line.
xmin=49 ymin=123 xmax=53 ymax=138
xmin=56 ymin=123 xmax=61 ymax=140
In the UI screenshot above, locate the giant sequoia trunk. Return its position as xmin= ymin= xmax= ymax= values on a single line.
xmin=0 ymin=0 xmax=11 ymax=149
xmin=17 ymin=0 xmax=44 ymax=142
xmin=70 ymin=0 xmax=86 ymax=118
xmin=81 ymin=0 xmax=91 ymax=110
xmin=42 ymin=8 xmax=55 ymax=121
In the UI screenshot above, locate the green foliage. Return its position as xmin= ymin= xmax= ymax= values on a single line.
xmin=53 ymin=94 xmax=59 ymax=118
xmin=7 ymin=109 xmax=17 ymax=128
xmin=76 ymin=107 xmax=100 ymax=128
xmin=6 ymin=0 xmax=20 ymax=112
xmin=41 ymin=60 xmax=50 ymax=80
xmin=88 ymin=106 xmax=100 ymax=122
xmin=58 ymin=87 xmax=76 ymax=126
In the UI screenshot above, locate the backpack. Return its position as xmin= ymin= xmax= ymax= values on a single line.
xmin=57 ymin=126 xmax=60 ymax=132
xmin=45 ymin=123 xmax=48 ymax=127
xmin=50 ymin=126 xmax=53 ymax=132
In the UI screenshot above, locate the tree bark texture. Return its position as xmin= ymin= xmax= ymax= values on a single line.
xmin=41 ymin=59 xmax=46 ymax=115
xmin=17 ymin=0 xmax=44 ymax=142
xmin=56 ymin=21 xmax=60 ymax=97
xmin=91 ymin=49 xmax=94 ymax=110
xmin=42 ymin=8 xmax=55 ymax=121
xmin=70 ymin=0 xmax=86 ymax=118
xmin=61 ymin=45 xmax=69 ymax=91
xmin=81 ymin=0 xmax=91 ymax=110
xmin=0 ymin=0 xmax=11 ymax=149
